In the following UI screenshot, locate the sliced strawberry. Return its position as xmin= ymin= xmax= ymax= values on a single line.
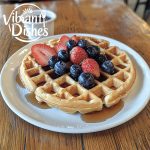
xmin=60 ymin=35 xmax=70 ymax=44
xmin=70 ymin=46 xmax=88 ymax=64
xmin=31 ymin=44 xmax=57 ymax=66
xmin=82 ymin=58 xmax=100 ymax=78
xmin=32 ymin=50 xmax=48 ymax=66
xmin=71 ymin=35 xmax=79 ymax=44
xmin=55 ymin=43 xmax=67 ymax=52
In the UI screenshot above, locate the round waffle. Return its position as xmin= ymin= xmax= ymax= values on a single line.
xmin=19 ymin=35 xmax=136 ymax=114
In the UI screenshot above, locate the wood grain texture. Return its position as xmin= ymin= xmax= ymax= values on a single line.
xmin=0 ymin=0 xmax=150 ymax=150
xmin=74 ymin=0 xmax=150 ymax=150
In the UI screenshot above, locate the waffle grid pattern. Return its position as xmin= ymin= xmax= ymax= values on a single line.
xmin=19 ymin=36 xmax=135 ymax=114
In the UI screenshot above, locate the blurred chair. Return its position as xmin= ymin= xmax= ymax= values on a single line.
xmin=124 ymin=0 xmax=128 ymax=4
xmin=134 ymin=0 xmax=150 ymax=20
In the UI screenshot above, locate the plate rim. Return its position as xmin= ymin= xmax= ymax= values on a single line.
xmin=1 ymin=33 xmax=150 ymax=133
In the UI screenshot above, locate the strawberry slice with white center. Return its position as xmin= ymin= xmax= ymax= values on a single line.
xmin=60 ymin=35 xmax=70 ymax=44
xmin=31 ymin=44 xmax=57 ymax=66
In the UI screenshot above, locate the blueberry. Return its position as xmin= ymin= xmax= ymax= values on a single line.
xmin=96 ymin=54 xmax=108 ymax=65
xmin=54 ymin=61 xmax=67 ymax=76
xmin=66 ymin=40 xmax=76 ymax=50
xmin=86 ymin=46 xmax=99 ymax=58
xmin=78 ymin=73 xmax=96 ymax=89
xmin=58 ymin=50 xmax=69 ymax=62
xmin=101 ymin=60 xmax=115 ymax=75
xmin=77 ymin=40 xmax=88 ymax=49
xmin=48 ymin=56 xmax=59 ymax=68
xmin=70 ymin=64 xmax=82 ymax=81
xmin=92 ymin=45 xmax=100 ymax=51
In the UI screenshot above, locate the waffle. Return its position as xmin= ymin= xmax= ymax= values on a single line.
xmin=19 ymin=36 xmax=136 ymax=114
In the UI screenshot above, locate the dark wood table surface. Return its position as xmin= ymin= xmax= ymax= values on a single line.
xmin=0 ymin=0 xmax=150 ymax=149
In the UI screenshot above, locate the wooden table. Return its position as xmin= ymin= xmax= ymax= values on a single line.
xmin=0 ymin=0 xmax=150 ymax=149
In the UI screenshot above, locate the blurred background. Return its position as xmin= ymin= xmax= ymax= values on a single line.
xmin=0 ymin=0 xmax=150 ymax=24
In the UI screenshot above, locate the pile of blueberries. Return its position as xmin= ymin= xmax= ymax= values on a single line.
xmin=48 ymin=39 xmax=115 ymax=89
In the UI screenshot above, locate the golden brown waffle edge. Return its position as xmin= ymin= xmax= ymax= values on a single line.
xmin=19 ymin=35 xmax=136 ymax=114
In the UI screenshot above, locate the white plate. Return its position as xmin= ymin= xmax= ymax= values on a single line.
xmin=1 ymin=33 xmax=150 ymax=134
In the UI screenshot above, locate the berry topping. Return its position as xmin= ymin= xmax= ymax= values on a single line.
xmin=78 ymin=73 xmax=96 ymax=89
xmin=86 ymin=45 xmax=99 ymax=59
xmin=54 ymin=61 xmax=67 ymax=76
xmin=70 ymin=46 xmax=88 ymax=64
xmin=58 ymin=50 xmax=69 ymax=62
xmin=77 ymin=39 xmax=88 ymax=49
xmin=66 ymin=40 xmax=76 ymax=50
xmin=31 ymin=44 xmax=57 ymax=66
xmin=60 ymin=35 xmax=70 ymax=44
xmin=101 ymin=60 xmax=115 ymax=75
xmin=70 ymin=64 xmax=82 ymax=81
xmin=55 ymin=43 xmax=67 ymax=52
xmin=96 ymin=54 xmax=108 ymax=65
xmin=48 ymin=56 xmax=59 ymax=68
xmin=92 ymin=45 xmax=100 ymax=51
xmin=71 ymin=35 xmax=79 ymax=44
xmin=81 ymin=58 xmax=100 ymax=78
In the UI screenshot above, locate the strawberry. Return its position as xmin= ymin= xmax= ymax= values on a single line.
xmin=81 ymin=58 xmax=100 ymax=77
xmin=71 ymin=35 xmax=79 ymax=44
xmin=55 ymin=43 xmax=67 ymax=52
xmin=31 ymin=44 xmax=57 ymax=66
xmin=70 ymin=46 xmax=88 ymax=64
xmin=60 ymin=35 xmax=70 ymax=44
